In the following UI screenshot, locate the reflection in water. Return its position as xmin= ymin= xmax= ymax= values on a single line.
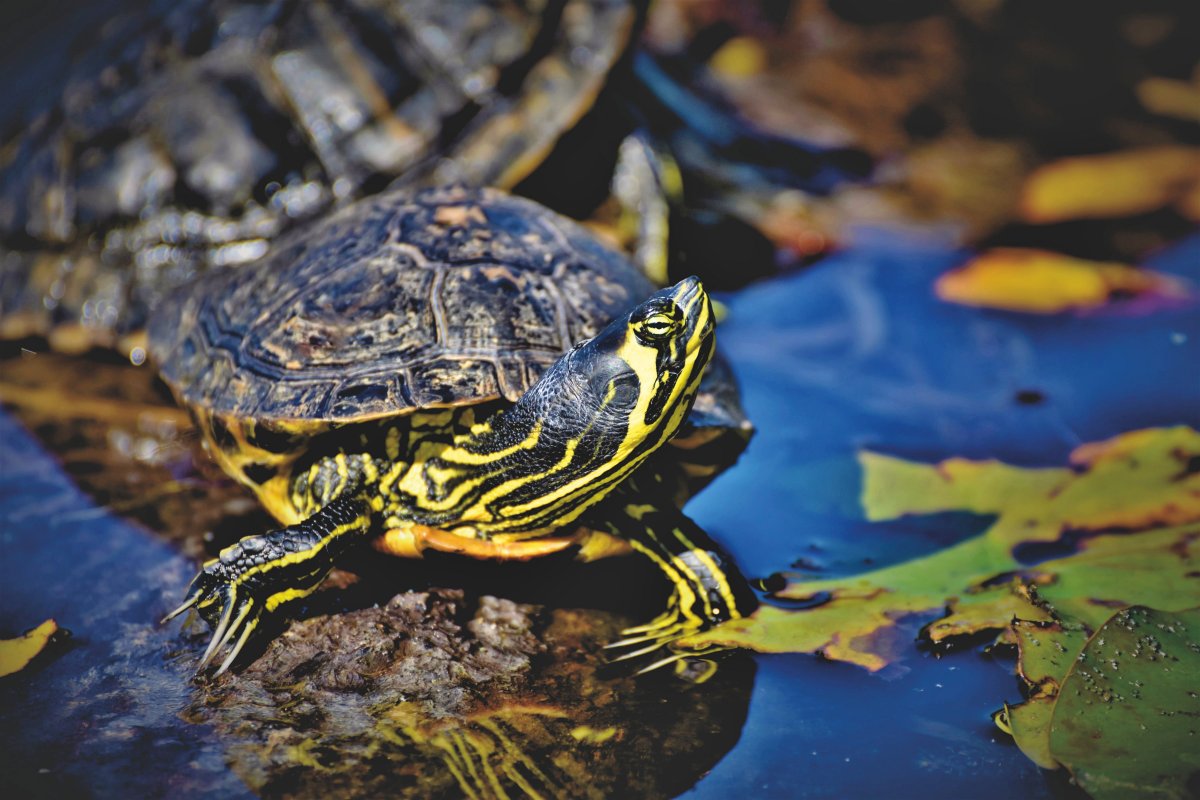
xmin=189 ymin=590 xmax=754 ymax=799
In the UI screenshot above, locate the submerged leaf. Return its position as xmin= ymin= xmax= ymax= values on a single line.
xmin=0 ymin=619 xmax=59 ymax=678
xmin=680 ymin=427 xmax=1200 ymax=671
xmin=935 ymin=248 xmax=1193 ymax=314
xmin=1018 ymin=147 xmax=1200 ymax=223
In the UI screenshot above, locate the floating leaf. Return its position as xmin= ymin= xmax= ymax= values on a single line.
xmin=1136 ymin=77 xmax=1200 ymax=124
xmin=1048 ymin=606 xmax=1200 ymax=800
xmin=0 ymin=619 xmax=58 ymax=678
xmin=1000 ymin=619 xmax=1092 ymax=769
xmin=708 ymin=36 xmax=768 ymax=79
xmin=680 ymin=427 xmax=1200 ymax=671
xmin=935 ymin=248 xmax=1193 ymax=314
xmin=1018 ymin=147 xmax=1200 ymax=223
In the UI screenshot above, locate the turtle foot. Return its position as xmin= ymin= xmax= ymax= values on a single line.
xmin=162 ymin=495 xmax=371 ymax=675
xmin=163 ymin=540 xmax=275 ymax=676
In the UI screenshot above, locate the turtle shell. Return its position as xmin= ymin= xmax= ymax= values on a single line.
xmin=150 ymin=185 xmax=657 ymax=423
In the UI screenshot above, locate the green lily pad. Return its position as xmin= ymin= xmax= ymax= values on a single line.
xmin=997 ymin=699 xmax=1056 ymax=770
xmin=1048 ymin=605 xmax=1200 ymax=800
xmin=682 ymin=426 xmax=1200 ymax=671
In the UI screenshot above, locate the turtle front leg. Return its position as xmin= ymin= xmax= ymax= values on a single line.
xmin=597 ymin=501 xmax=758 ymax=682
xmin=164 ymin=493 xmax=374 ymax=675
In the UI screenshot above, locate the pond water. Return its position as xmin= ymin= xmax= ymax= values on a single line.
xmin=686 ymin=229 xmax=1200 ymax=798
xmin=3 ymin=230 xmax=1196 ymax=797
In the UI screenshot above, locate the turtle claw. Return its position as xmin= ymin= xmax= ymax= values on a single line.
xmin=604 ymin=605 xmax=694 ymax=670
xmin=160 ymin=598 xmax=196 ymax=626
xmin=160 ymin=568 xmax=216 ymax=624
xmin=163 ymin=549 xmax=269 ymax=676
xmin=192 ymin=584 xmax=262 ymax=675
xmin=607 ymin=637 xmax=682 ymax=663
xmin=603 ymin=622 xmax=687 ymax=650
xmin=215 ymin=610 xmax=260 ymax=676
xmin=203 ymin=590 xmax=261 ymax=675
xmin=617 ymin=606 xmax=686 ymax=636
xmin=162 ymin=496 xmax=369 ymax=674
xmin=197 ymin=588 xmax=237 ymax=669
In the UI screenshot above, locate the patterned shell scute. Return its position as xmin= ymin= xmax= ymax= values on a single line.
xmin=151 ymin=185 xmax=655 ymax=422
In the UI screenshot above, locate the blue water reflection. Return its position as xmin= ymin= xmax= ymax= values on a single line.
xmin=0 ymin=411 xmax=252 ymax=798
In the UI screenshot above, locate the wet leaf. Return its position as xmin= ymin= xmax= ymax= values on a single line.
xmin=680 ymin=427 xmax=1200 ymax=671
xmin=1000 ymin=701 xmax=1057 ymax=770
xmin=1048 ymin=606 xmax=1200 ymax=800
xmin=1001 ymin=619 xmax=1092 ymax=769
xmin=0 ymin=619 xmax=58 ymax=678
xmin=935 ymin=248 xmax=1193 ymax=314
xmin=1018 ymin=147 xmax=1200 ymax=223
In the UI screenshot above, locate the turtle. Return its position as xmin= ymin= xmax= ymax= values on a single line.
xmin=0 ymin=0 xmax=637 ymax=352
xmin=153 ymin=183 xmax=758 ymax=679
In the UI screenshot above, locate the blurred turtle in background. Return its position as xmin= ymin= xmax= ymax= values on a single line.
xmin=0 ymin=0 xmax=638 ymax=353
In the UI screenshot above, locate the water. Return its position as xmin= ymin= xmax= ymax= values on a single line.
xmin=682 ymin=229 xmax=1200 ymax=797
xmin=0 ymin=410 xmax=251 ymax=799
xmin=696 ymin=233 xmax=1200 ymax=580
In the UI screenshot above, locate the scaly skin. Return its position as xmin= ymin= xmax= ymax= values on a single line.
xmin=166 ymin=278 xmax=757 ymax=675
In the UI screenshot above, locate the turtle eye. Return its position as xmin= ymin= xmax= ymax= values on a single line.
xmin=633 ymin=300 xmax=682 ymax=344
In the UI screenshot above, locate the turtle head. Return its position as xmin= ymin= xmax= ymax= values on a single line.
xmin=528 ymin=275 xmax=715 ymax=467
xmin=435 ymin=277 xmax=715 ymax=535
xmin=592 ymin=275 xmax=715 ymax=440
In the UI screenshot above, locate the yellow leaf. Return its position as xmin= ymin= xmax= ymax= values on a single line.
xmin=0 ymin=619 xmax=59 ymax=678
xmin=1019 ymin=146 xmax=1200 ymax=223
xmin=1136 ymin=77 xmax=1200 ymax=124
xmin=708 ymin=36 xmax=768 ymax=79
xmin=924 ymin=582 xmax=1052 ymax=644
xmin=935 ymin=248 xmax=1191 ymax=314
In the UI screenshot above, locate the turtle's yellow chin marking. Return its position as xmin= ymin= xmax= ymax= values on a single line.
xmin=620 ymin=277 xmax=714 ymax=442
